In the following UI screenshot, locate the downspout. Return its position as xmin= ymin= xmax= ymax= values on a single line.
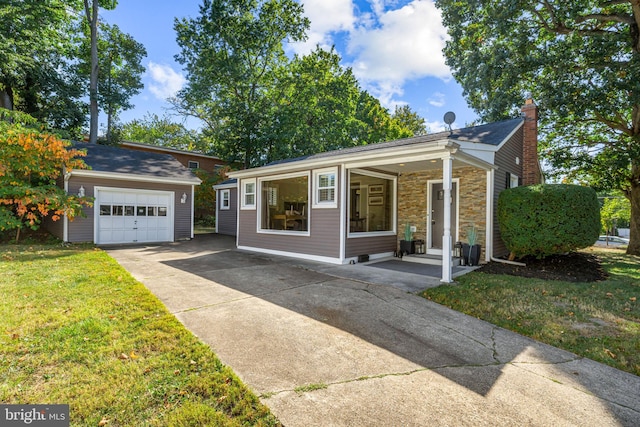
xmin=485 ymin=169 xmax=493 ymax=263
xmin=63 ymin=169 xmax=70 ymax=242
xmin=339 ymin=164 xmax=347 ymax=263
xmin=235 ymin=181 xmax=240 ymax=248
xmin=487 ymin=169 xmax=526 ymax=266
xmin=191 ymin=185 xmax=195 ymax=239
xmin=214 ymin=187 xmax=219 ymax=234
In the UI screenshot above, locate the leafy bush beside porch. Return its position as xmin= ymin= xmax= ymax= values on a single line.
xmin=498 ymin=184 xmax=600 ymax=258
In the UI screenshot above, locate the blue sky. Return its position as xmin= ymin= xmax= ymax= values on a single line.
xmin=102 ymin=0 xmax=479 ymax=133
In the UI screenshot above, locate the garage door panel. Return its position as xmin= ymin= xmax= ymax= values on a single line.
xmin=96 ymin=189 xmax=174 ymax=244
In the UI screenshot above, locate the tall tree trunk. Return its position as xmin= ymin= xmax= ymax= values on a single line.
xmin=627 ymin=161 xmax=640 ymax=256
xmin=106 ymin=57 xmax=112 ymax=144
xmin=85 ymin=0 xmax=99 ymax=144
xmin=0 ymin=86 xmax=13 ymax=110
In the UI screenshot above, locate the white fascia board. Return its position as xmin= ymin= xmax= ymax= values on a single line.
xmin=228 ymin=140 xmax=458 ymax=179
xmin=213 ymin=182 xmax=238 ymax=190
xmin=68 ymin=169 xmax=202 ymax=186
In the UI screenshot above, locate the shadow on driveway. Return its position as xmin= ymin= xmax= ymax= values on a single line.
xmin=107 ymin=234 xmax=640 ymax=426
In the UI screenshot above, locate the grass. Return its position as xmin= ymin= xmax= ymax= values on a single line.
xmin=0 ymin=243 xmax=280 ymax=426
xmin=421 ymin=247 xmax=640 ymax=376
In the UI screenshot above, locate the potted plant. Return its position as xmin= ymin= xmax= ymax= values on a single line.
xmin=399 ymin=223 xmax=415 ymax=255
xmin=467 ymin=225 xmax=482 ymax=266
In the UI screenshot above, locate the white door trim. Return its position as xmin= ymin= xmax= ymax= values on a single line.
xmin=426 ymin=178 xmax=460 ymax=255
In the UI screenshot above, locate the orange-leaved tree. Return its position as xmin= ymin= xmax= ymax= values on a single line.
xmin=0 ymin=109 xmax=93 ymax=242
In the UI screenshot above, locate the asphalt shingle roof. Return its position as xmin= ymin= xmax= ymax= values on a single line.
xmin=72 ymin=142 xmax=199 ymax=181
xmin=267 ymin=118 xmax=523 ymax=166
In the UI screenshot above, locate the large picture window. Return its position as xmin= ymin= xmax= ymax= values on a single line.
xmin=260 ymin=174 xmax=309 ymax=232
xmin=349 ymin=171 xmax=395 ymax=234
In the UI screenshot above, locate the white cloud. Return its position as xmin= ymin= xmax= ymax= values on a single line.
xmin=348 ymin=1 xmax=450 ymax=82
xmin=292 ymin=0 xmax=356 ymax=54
xmin=290 ymin=1 xmax=452 ymax=111
xmin=428 ymin=92 xmax=446 ymax=107
xmin=426 ymin=119 xmax=446 ymax=133
xmin=147 ymin=62 xmax=186 ymax=100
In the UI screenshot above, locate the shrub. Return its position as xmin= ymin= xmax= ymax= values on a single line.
xmin=497 ymin=184 xmax=600 ymax=258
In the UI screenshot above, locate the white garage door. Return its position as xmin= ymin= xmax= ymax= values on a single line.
xmin=96 ymin=188 xmax=174 ymax=244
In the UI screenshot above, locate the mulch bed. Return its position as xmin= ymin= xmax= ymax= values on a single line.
xmin=476 ymin=252 xmax=607 ymax=282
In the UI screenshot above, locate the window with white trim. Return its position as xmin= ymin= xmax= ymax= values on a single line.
xmin=507 ymin=172 xmax=520 ymax=188
xmin=220 ymin=189 xmax=230 ymax=210
xmin=313 ymin=168 xmax=337 ymax=208
xmin=259 ymin=173 xmax=309 ymax=232
xmin=348 ymin=170 xmax=395 ymax=234
xmin=241 ymin=179 xmax=256 ymax=209
xmin=188 ymin=160 xmax=199 ymax=169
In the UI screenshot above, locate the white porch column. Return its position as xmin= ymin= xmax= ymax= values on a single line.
xmin=441 ymin=155 xmax=453 ymax=283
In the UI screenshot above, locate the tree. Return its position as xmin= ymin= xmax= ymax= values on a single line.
xmin=353 ymin=92 xmax=413 ymax=144
xmin=0 ymin=0 xmax=87 ymax=135
xmin=0 ymin=109 xmax=92 ymax=242
xmin=264 ymin=47 xmax=362 ymax=161
xmin=601 ymin=194 xmax=631 ymax=235
xmin=120 ymin=113 xmax=207 ymax=152
xmin=173 ymin=0 xmax=310 ymax=168
xmin=82 ymin=0 xmax=118 ymax=144
xmin=436 ymin=0 xmax=640 ymax=255
xmin=77 ymin=22 xmax=146 ymax=143
xmin=392 ymin=105 xmax=428 ymax=136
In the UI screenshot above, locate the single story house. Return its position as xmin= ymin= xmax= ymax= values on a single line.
xmin=215 ymin=99 xmax=543 ymax=282
xmin=47 ymin=142 xmax=201 ymax=245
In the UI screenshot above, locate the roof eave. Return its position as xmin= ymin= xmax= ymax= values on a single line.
xmin=228 ymin=139 xmax=459 ymax=179
xmin=120 ymin=141 xmax=221 ymax=160
xmin=67 ymin=169 xmax=202 ymax=186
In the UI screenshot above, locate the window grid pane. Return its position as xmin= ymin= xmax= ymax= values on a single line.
xmin=317 ymin=173 xmax=336 ymax=204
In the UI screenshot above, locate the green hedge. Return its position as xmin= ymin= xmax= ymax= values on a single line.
xmin=497 ymin=184 xmax=600 ymax=258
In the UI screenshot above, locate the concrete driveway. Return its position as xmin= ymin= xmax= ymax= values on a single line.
xmin=106 ymin=234 xmax=640 ymax=426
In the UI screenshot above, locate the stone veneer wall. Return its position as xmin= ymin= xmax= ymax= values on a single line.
xmin=397 ymin=166 xmax=488 ymax=260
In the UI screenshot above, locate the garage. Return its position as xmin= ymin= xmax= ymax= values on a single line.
xmin=95 ymin=187 xmax=174 ymax=244
xmin=46 ymin=142 xmax=201 ymax=244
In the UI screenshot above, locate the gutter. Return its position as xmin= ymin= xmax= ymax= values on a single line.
xmin=490 ymin=256 xmax=526 ymax=267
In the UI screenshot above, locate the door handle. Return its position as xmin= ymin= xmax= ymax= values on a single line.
xmin=432 ymin=220 xmax=436 ymax=225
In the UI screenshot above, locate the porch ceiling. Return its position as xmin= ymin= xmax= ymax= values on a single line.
xmin=372 ymin=158 xmax=478 ymax=174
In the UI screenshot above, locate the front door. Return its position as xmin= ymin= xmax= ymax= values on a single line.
xmin=428 ymin=181 xmax=457 ymax=251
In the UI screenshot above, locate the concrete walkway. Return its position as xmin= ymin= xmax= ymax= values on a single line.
xmin=106 ymin=234 xmax=640 ymax=426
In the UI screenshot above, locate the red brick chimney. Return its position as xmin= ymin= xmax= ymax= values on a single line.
xmin=521 ymin=98 xmax=541 ymax=185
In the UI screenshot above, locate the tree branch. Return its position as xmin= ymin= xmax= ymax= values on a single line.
xmin=593 ymin=110 xmax=634 ymax=136
xmin=575 ymin=13 xmax=634 ymax=25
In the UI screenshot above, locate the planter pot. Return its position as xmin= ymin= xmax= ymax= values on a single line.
xmin=468 ymin=244 xmax=482 ymax=266
xmin=461 ymin=243 xmax=470 ymax=266
xmin=400 ymin=240 xmax=415 ymax=255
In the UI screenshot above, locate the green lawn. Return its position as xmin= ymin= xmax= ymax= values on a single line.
xmin=421 ymin=248 xmax=640 ymax=376
xmin=0 ymin=243 xmax=280 ymax=426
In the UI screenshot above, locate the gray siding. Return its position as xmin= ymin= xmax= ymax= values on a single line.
xmin=217 ymin=188 xmax=237 ymax=236
xmin=237 ymin=166 xmax=342 ymax=258
xmin=345 ymin=235 xmax=397 ymax=258
xmin=238 ymin=206 xmax=341 ymax=258
xmin=493 ymin=127 xmax=524 ymax=257
xmin=65 ymin=177 xmax=194 ymax=243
